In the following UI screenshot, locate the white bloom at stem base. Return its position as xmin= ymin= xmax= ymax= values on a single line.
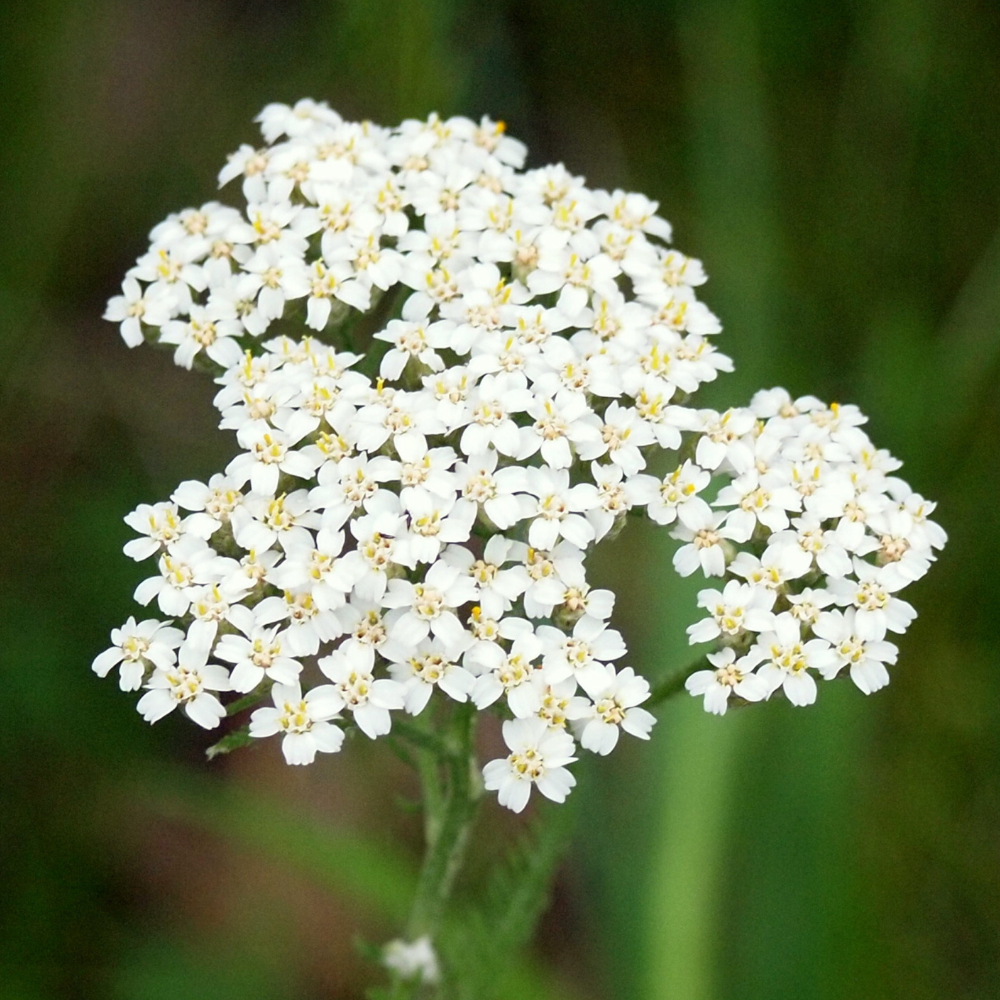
xmin=249 ymin=682 xmax=345 ymax=764
xmin=383 ymin=936 xmax=440 ymax=985
xmin=483 ymin=717 xmax=577 ymax=813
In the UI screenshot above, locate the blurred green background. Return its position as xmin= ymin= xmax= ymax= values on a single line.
xmin=2 ymin=1 xmax=998 ymax=997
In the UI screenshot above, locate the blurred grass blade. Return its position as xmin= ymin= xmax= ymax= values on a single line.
xmin=128 ymin=765 xmax=418 ymax=922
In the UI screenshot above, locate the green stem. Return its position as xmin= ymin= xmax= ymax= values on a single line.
xmin=647 ymin=654 xmax=711 ymax=708
xmin=386 ymin=703 xmax=480 ymax=999
xmin=407 ymin=703 xmax=479 ymax=937
xmin=225 ymin=685 xmax=272 ymax=716
xmin=393 ymin=717 xmax=452 ymax=759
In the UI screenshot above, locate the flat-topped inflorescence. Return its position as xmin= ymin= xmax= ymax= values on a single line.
xmin=96 ymin=100 xmax=943 ymax=811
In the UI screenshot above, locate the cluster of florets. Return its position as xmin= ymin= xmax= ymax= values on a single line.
xmin=680 ymin=388 xmax=946 ymax=712
xmin=95 ymin=100 xmax=942 ymax=811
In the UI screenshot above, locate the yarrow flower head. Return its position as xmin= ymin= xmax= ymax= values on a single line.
xmin=95 ymin=101 xmax=943 ymax=816
xmin=682 ymin=388 xmax=946 ymax=713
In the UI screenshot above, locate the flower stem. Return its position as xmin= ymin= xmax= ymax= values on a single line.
xmin=647 ymin=654 xmax=711 ymax=708
xmin=407 ymin=702 xmax=479 ymax=938
xmin=385 ymin=703 xmax=480 ymax=998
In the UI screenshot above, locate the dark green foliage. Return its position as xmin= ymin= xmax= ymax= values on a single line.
xmin=439 ymin=800 xmax=577 ymax=1000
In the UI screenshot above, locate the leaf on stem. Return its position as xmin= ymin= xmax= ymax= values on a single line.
xmin=205 ymin=727 xmax=255 ymax=760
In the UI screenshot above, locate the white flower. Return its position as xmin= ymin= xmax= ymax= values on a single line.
xmin=123 ymin=501 xmax=192 ymax=561
xmin=671 ymin=509 xmax=739 ymax=578
xmin=352 ymin=387 xmax=443 ymax=456
xmin=526 ymin=246 xmax=620 ymax=320
xmin=185 ymin=581 xmax=248 ymax=645
xmin=268 ymin=528 xmax=360 ymax=611
xmin=812 ymin=609 xmax=899 ymax=694
xmin=160 ymin=304 xmax=244 ymax=370
xmin=383 ymin=559 xmax=477 ymax=647
xmin=771 ymin=513 xmax=853 ymax=578
xmin=785 ymin=587 xmax=835 ymax=628
xmin=452 ymin=451 xmax=527 ymax=531
xmin=394 ymin=490 xmax=476 ymax=568
xmin=104 ymin=277 xmax=173 ymax=347
xmin=253 ymin=589 xmax=343 ymax=657
xmin=214 ymin=604 xmax=303 ymax=693
xmin=340 ymin=499 xmax=405 ymax=602
xmin=130 ymin=244 xmax=205 ymax=307
xmin=460 ymin=373 xmax=533 ymax=456
xmin=249 ymin=682 xmax=345 ymax=764
xmin=743 ymin=614 xmax=837 ymax=707
xmin=585 ymin=463 xmax=635 ymax=541
xmin=715 ymin=469 xmax=802 ymax=542
xmin=467 ymin=618 xmax=544 ymax=718
xmin=866 ymin=504 xmax=935 ymax=586
xmin=537 ymin=615 xmax=626 ymax=693
xmin=522 ymin=466 xmax=599 ymax=550
xmin=518 ymin=393 xmax=601 ymax=469
xmin=93 ymin=617 xmax=184 ymax=692
xmin=576 ymin=665 xmax=656 ymax=754
xmin=304 ymin=259 xmax=370 ymax=326
xmin=396 ymin=439 xmax=457 ymax=502
xmin=136 ymin=629 xmax=230 ymax=729
xmin=695 ymin=408 xmax=756 ymax=473
xmin=311 ymin=454 xmax=400 ymax=530
xmin=230 ymin=489 xmax=320 ymax=553
xmin=532 ymin=676 xmax=593 ymax=731
xmin=729 ymin=539 xmax=812 ymax=590
xmin=685 ymin=647 xmax=768 ymax=715
xmin=383 ymin=936 xmax=440 ymax=985
xmin=827 ymin=558 xmax=917 ymax=634
xmin=133 ymin=535 xmax=234 ymax=617
xmin=520 ymin=541 xmax=589 ymax=618
xmin=482 ymin=717 xmax=577 ymax=813
xmin=575 ymin=400 xmax=654 ymax=476
xmin=630 ymin=460 xmax=712 ymax=528
xmin=228 ymin=416 xmax=316 ymax=495
xmin=442 ymin=536 xmax=529 ymax=619
xmin=171 ymin=474 xmax=245 ymax=533
xmin=423 ymin=365 xmax=476 ymax=429
xmin=101 ymin=103 xmax=944 ymax=774
xmin=687 ymin=581 xmax=776 ymax=645
xmin=374 ymin=318 xmax=451 ymax=379
xmin=318 ymin=642 xmax=405 ymax=738
xmin=243 ymin=243 xmax=310 ymax=321
xmin=384 ymin=637 xmax=476 ymax=714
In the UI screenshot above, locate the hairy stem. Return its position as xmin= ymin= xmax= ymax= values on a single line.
xmin=407 ymin=702 xmax=479 ymax=937
xmin=386 ymin=703 xmax=480 ymax=999
xmin=647 ymin=654 xmax=711 ymax=707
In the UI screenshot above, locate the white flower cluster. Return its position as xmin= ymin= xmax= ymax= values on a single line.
xmin=680 ymin=388 xmax=946 ymax=713
xmin=383 ymin=936 xmax=440 ymax=985
xmin=95 ymin=99 xmax=942 ymax=811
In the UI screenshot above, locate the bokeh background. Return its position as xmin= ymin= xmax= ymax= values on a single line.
xmin=2 ymin=1 xmax=998 ymax=997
